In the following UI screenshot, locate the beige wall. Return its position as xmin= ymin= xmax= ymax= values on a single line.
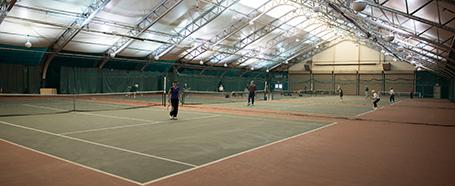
xmin=288 ymin=40 xmax=415 ymax=94
xmin=289 ymin=40 xmax=415 ymax=74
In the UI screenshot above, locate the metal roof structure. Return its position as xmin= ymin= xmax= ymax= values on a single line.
xmin=1 ymin=0 xmax=454 ymax=78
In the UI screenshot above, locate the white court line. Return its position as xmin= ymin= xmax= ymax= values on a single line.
xmin=22 ymin=104 xmax=65 ymax=111
xmin=77 ymin=112 xmax=157 ymax=123
xmin=59 ymin=122 xmax=158 ymax=135
xmin=286 ymin=102 xmax=322 ymax=108
xmin=390 ymin=100 xmax=402 ymax=106
xmin=60 ymin=115 xmax=220 ymax=135
xmin=355 ymin=107 xmax=383 ymax=117
xmin=23 ymin=104 xmax=157 ymax=123
xmin=355 ymin=100 xmax=401 ymax=117
xmin=0 ymin=138 xmax=142 ymax=186
xmin=141 ymin=121 xmax=338 ymax=185
xmin=0 ymin=120 xmax=196 ymax=168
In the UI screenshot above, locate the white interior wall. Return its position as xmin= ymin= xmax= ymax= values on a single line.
xmin=289 ymin=40 xmax=415 ymax=73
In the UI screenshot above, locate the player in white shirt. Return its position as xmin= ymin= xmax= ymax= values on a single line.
xmin=389 ymin=88 xmax=395 ymax=103
xmin=372 ymin=90 xmax=380 ymax=109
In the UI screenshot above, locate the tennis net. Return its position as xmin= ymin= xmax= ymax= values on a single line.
xmin=180 ymin=90 xmax=266 ymax=105
xmin=0 ymin=91 xmax=165 ymax=117
xmin=378 ymin=91 xmax=422 ymax=98
xmin=270 ymin=90 xmax=337 ymax=100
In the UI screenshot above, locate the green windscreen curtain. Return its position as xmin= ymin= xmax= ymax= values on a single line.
xmin=449 ymin=78 xmax=455 ymax=102
xmin=0 ymin=63 xmax=41 ymax=93
xmin=175 ymin=74 xmax=220 ymax=91
xmin=0 ymin=45 xmax=46 ymax=93
xmin=416 ymin=71 xmax=449 ymax=98
xmin=60 ymin=67 xmax=162 ymax=94
xmin=174 ymin=73 xmax=266 ymax=92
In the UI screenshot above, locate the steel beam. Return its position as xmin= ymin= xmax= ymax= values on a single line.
xmin=41 ymin=0 xmax=111 ymax=81
xmin=98 ymin=0 xmax=184 ymax=69
xmin=365 ymin=1 xmax=455 ymax=33
xmin=206 ymin=8 xmax=309 ymax=65
xmin=179 ymin=0 xmax=292 ymax=63
xmin=0 ymin=0 xmax=16 ymax=25
xmin=146 ymin=0 xmax=239 ymax=60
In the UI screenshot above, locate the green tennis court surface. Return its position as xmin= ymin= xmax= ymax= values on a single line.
xmin=212 ymin=96 xmax=398 ymax=117
xmin=0 ymin=91 xmax=165 ymax=117
xmin=0 ymin=106 xmax=328 ymax=183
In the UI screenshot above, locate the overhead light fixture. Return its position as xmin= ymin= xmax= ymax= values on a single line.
xmin=24 ymin=40 xmax=32 ymax=48
xmin=250 ymin=67 xmax=254 ymax=70
xmin=109 ymin=52 xmax=116 ymax=58
xmin=284 ymin=60 xmax=289 ymax=64
xmin=384 ymin=34 xmax=395 ymax=42
xmin=154 ymin=56 xmax=159 ymax=60
xmin=352 ymin=0 xmax=367 ymax=12
xmin=393 ymin=58 xmax=397 ymax=62
xmin=24 ymin=35 xmax=32 ymax=48
xmin=224 ymin=63 xmax=228 ymax=67
xmin=199 ymin=60 xmax=204 ymax=65
xmin=266 ymin=69 xmax=270 ymax=73
xmin=296 ymin=38 xmax=300 ymax=42
xmin=249 ymin=21 xmax=254 ymax=25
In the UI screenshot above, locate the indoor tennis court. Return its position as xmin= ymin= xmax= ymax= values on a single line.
xmin=1 ymin=0 xmax=455 ymax=186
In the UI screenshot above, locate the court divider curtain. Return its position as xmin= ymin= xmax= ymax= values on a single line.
xmin=334 ymin=74 xmax=357 ymax=95
xmin=0 ymin=63 xmax=41 ymax=93
xmin=384 ymin=74 xmax=414 ymax=93
xmin=288 ymin=73 xmax=311 ymax=91
xmin=175 ymin=73 xmax=265 ymax=92
xmin=359 ymin=74 xmax=383 ymax=93
xmin=60 ymin=67 xmax=162 ymax=94
xmin=449 ymin=78 xmax=455 ymax=102
xmin=313 ymin=74 xmax=333 ymax=92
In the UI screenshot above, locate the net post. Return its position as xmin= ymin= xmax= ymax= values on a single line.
xmin=72 ymin=94 xmax=76 ymax=112
xmin=163 ymin=76 xmax=167 ymax=107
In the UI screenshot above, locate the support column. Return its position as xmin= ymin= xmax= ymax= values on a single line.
xmin=356 ymin=71 xmax=360 ymax=96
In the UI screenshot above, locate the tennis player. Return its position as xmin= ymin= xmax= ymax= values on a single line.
xmin=372 ymin=90 xmax=380 ymax=109
xmin=168 ymin=81 xmax=180 ymax=120
xmin=389 ymin=87 xmax=395 ymax=103
xmin=247 ymin=81 xmax=256 ymax=106
xmin=338 ymin=86 xmax=343 ymax=102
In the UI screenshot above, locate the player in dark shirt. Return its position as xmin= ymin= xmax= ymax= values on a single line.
xmin=168 ymin=81 xmax=180 ymax=120
xmin=247 ymin=81 xmax=256 ymax=106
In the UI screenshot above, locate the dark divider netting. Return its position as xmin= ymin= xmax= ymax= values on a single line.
xmin=0 ymin=63 xmax=41 ymax=94
xmin=384 ymin=74 xmax=414 ymax=93
xmin=175 ymin=73 xmax=266 ymax=92
xmin=60 ymin=67 xmax=163 ymax=94
xmin=335 ymin=74 xmax=357 ymax=95
xmin=0 ymin=91 xmax=165 ymax=117
xmin=180 ymin=90 xmax=265 ymax=105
